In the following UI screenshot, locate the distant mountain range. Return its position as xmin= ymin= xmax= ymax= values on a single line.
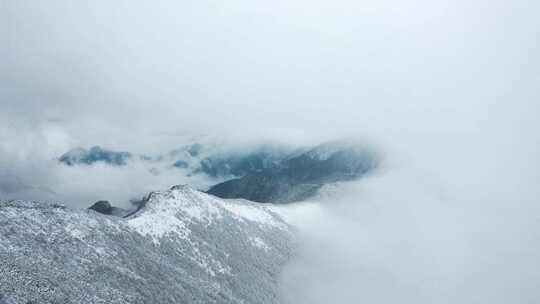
xmin=207 ymin=140 xmax=379 ymax=203
xmin=58 ymin=142 xmax=295 ymax=180
xmin=58 ymin=140 xmax=380 ymax=205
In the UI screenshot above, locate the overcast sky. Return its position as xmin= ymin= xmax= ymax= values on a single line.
xmin=2 ymin=0 xmax=538 ymax=146
xmin=1 ymin=0 xmax=538 ymax=202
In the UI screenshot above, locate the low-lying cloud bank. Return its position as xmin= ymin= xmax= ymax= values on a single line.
xmin=276 ymin=120 xmax=540 ymax=303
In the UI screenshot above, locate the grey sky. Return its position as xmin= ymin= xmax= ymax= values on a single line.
xmin=2 ymin=0 xmax=538 ymax=203
xmin=2 ymin=0 xmax=538 ymax=144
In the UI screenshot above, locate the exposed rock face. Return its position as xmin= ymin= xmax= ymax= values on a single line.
xmin=0 ymin=186 xmax=292 ymax=304
xmin=88 ymin=200 xmax=128 ymax=217
xmin=207 ymin=141 xmax=380 ymax=203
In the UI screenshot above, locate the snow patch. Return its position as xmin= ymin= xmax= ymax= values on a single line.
xmin=220 ymin=201 xmax=286 ymax=229
xmin=128 ymin=207 xmax=190 ymax=244
xmin=127 ymin=186 xmax=287 ymax=244
xmin=249 ymin=236 xmax=270 ymax=251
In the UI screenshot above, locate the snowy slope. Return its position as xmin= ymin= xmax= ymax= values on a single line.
xmin=0 ymin=186 xmax=292 ymax=304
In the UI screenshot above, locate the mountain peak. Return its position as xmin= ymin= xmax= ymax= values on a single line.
xmin=128 ymin=186 xmax=287 ymax=243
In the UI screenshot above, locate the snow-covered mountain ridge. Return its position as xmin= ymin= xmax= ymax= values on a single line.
xmin=0 ymin=186 xmax=292 ymax=304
